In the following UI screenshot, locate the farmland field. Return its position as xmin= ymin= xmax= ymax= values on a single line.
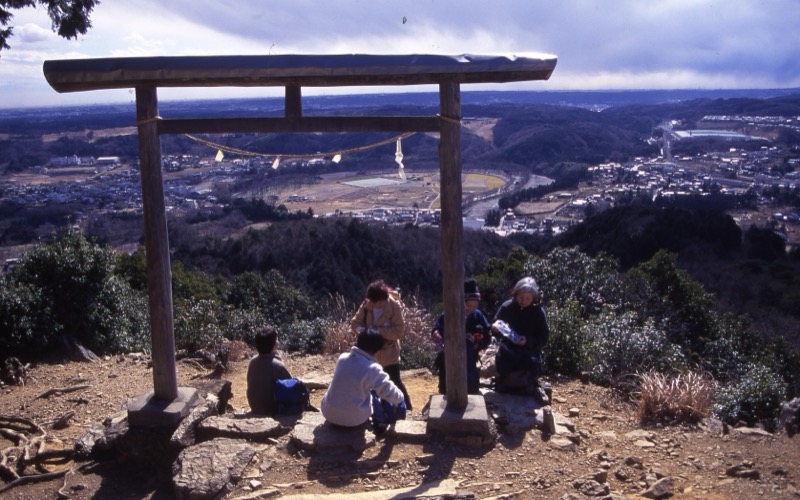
xmin=248 ymin=170 xmax=509 ymax=215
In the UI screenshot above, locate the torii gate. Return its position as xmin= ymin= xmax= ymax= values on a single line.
xmin=43 ymin=53 xmax=557 ymax=424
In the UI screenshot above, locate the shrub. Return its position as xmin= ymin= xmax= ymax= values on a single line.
xmin=281 ymin=318 xmax=329 ymax=354
xmin=174 ymin=298 xmax=224 ymax=353
xmin=636 ymin=371 xmax=716 ymax=425
xmin=712 ymin=363 xmax=787 ymax=431
xmin=219 ymin=307 xmax=267 ymax=344
xmin=525 ymin=247 xmax=623 ymax=317
xmin=0 ymin=228 xmax=150 ymax=356
xmin=581 ymin=310 xmax=687 ymax=386
xmin=543 ymin=300 xmax=587 ymax=376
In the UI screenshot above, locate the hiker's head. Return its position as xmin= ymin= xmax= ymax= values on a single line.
xmin=464 ymin=278 xmax=481 ymax=313
xmin=254 ymin=327 xmax=278 ymax=354
xmin=365 ymin=280 xmax=390 ymax=304
xmin=511 ymin=277 xmax=541 ymax=308
xmin=356 ymin=330 xmax=385 ymax=355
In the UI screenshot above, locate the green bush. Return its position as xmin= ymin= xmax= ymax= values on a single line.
xmin=174 ymin=298 xmax=224 ymax=352
xmin=0 ymin=229 xmax=150 ymax=356
xmin=525 ymin=247 xmax=623 ymax=317
xmin=281 ymin=318 xmax=329 ymax=354
xmin=219 ymin=307 xmax=267 ymax=344
xmin=581 ymin=310 xmax=687 ymax=386
xmin=543 ymin=300 xmax=587 ymax=376
xmin=712 ymin=363 xmax=787 ymax=430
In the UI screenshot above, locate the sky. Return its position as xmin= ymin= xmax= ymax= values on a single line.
xmin=1 ymin=0 xmax=799 ymax=109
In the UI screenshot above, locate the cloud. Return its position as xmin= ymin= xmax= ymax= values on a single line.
xmin=2 ymin=0 xmax=800 ymax=108
xmin=14 ymin=23 xmax=55 ymax=44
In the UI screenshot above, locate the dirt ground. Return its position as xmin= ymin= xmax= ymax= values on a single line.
xmin=1 ymin=349 xmax=799 ymax=499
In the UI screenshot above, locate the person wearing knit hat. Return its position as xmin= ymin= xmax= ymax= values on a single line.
xmin=431 ymin=278 xmax=492 ymax=394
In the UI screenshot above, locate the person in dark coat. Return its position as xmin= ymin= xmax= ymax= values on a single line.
xmin=246 ymin=327 xmax=292 ymax=416
xmin=431 ymin=278 xmax=492 ymax=394
xmin=492 ymin=277 xmax=550 ymax=397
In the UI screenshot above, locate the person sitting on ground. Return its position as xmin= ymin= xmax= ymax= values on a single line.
xmin=321 ymin=330 xmax=405 ymax=434
xmin=350 ymin=279 xmax=412 ymax=410
xmin=246 ymin=326 xmax=293 ymax=416
xmin=431 ymin=278 xmax=492 ymax=394
xmin=491 ymin=277 xmax=550 ymax=400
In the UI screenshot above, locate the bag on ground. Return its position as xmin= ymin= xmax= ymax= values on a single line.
xmin=274 ymin=378 xmax=310 ymax=414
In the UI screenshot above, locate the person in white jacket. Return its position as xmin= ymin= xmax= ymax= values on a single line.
xmin=321 ymin=331 xmax=405 ymax=431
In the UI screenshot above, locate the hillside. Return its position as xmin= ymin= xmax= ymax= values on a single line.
xmin=1 ymin=352 xmax=798 ymax=499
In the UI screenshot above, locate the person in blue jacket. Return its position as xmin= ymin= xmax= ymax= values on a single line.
xmin=431 ymin=279 xmax=492 ymax=394
xmin=492 ymin=277 xmax=550 ymax=398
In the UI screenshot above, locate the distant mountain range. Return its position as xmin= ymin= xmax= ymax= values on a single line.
xmin=3 ymin=88 xmax=800 ymax=123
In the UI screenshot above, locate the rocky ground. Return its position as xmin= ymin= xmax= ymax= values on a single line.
xmin=1 ymin=346 xmax=799 ymax=499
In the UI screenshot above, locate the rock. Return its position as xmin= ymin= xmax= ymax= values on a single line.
xmin=289 ymin=412 xmax=375 ymax=452
xmin=542 ymin=406 xmax=557 ymax=434
xmin=641 ymin=476 xmax=674 ymax=499
xmin=726 ymin=463 xmax=761 ymax=479
xmin=624 ymin=456 xmax=644 ymax=468
xmin=74 ymin=422 xmax=107 ymax=459
xmin=189 ymin=379 xmax=233 ymax=414
xmin=198 ymin=416 xmax=288 ymax=441
xmin=614 ymin=466 xmax=635 ymax=482
xmin=549 ymin=436 xmax=577 ymax=452
xmin=777 ymin=397 xmax=800 ymax=437
xmin=568 ymin=407 xmax=580 ymax=417
xmin=171 ymin=398 xmax=219 ymax=449
xmin=572 ymin=478 xmax=609 ymax=496
xmin=57 ymin=334 xmax=100 ymax=362
xmin=73 ymin=410 xmax=129 ymax=459
xmin=173 ymin=438 xmax=255 ymax=500
xmin=731 ymin=426 xmax=772 ymax=437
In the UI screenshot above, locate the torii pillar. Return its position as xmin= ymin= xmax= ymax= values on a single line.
xmin=126 ymin=86 xmax=199 ymax=428
xmin=425 ymin=81 xmax=491 ymax=441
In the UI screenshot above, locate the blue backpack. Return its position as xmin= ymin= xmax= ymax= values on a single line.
xmin=274 ymin=378 xmax=309 ymax=414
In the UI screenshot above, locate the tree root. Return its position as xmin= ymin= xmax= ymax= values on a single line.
xmin=35 ymin=385 xmax=91 ymax=400
xmin=0 ymin=414 xmax=75 ymax=492
xmin=0 ymin=468 xmax=70 ymax=495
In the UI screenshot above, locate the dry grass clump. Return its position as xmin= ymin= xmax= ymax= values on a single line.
xmin=636 ymin=371 xmax=717 ymax=425
xmin=322 ymin=294 xmax=355 ymax=354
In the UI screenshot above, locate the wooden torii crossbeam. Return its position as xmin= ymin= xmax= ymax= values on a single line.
xmin=43 ymin=53 xmax=557 ymax=416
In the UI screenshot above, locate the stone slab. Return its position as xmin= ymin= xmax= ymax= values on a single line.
xmin=387 ymin=419 xmax=429 ymax=443
xmin=198 ymin=415 xmax=288 ymax=441
xmin=289 ymin=413 xmax=376 ymax=452
xmin=173 ymin=438 xmax=255 ymax=500
xmin=128 ymin=386 xmax=201 ymax=429
xmin=426 ymin=394 xmax=490 ymax=438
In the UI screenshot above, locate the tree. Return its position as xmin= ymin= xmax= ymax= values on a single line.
xmin=0 ymin=0 xmax=97 ymax=53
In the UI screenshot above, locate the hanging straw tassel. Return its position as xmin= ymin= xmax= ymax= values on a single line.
xmin=395 ymin=138 xmax=406 ymax=180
